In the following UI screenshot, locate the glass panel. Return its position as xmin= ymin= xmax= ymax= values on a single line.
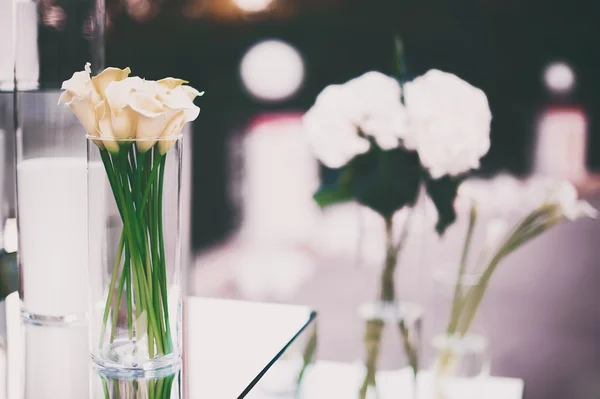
xmin=3 ymin=294 xmax=316 ymax=398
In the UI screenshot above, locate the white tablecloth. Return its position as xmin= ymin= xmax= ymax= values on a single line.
xmin=252 ymin=361 xmax=524 ymax=399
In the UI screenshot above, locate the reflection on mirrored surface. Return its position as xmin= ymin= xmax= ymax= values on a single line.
xmin=92 ymin=368 xmax=181 ymax=399
xmin=23 ymin=320 xmax=89 ymax=399
xmin=1 ymin=300 xmax=6 ymax=399
xmin=251 ymin=318 xmax=317 ymax=398
xmin=4 ymin=293 xmax=316 ymax=398
xmin=184 ymin=298 xmax=316 ymax=398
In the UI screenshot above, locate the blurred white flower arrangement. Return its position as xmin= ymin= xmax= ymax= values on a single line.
xmin=304 ymin=69 xmax=491 ymax=181
xmin=436 ymin=176 xmax=596 ymax=372
xmin=303 ymin=40 xmax=492 ymax=398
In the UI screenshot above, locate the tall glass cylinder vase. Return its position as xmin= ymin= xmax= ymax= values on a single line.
xmin=0 ymin=300 xmax=5 ymax=399
xmin=88 ymin=136 xmax=183 ymax=376
xmin=16 ymin=94 xmax=92 ymax=323
xmin=15 ymin=0 xmax=105 ymax=322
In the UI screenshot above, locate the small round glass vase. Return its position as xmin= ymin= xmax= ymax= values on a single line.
xmin=428 ymin=267 xmax=490 ymax=399
xmin=357 ymin=300 xmax=423 ymax=399
xmin=87 ymin=136 xmax=183 ymax=377
xmin=430 ymin=333 xmax=490 ymax=399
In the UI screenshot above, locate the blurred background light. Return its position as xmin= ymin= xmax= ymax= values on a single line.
xmin=233 ymin=0 xmax=274 ymax=13
xmin=240 ymin=39 xmax=305 ymax=102
xmin=544 ymin=62 xmax=575 ymax=94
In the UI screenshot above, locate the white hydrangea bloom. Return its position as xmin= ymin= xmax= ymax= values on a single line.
xmin=303 ymin=71 xmax=408 ymax=168
xmin=346 ymin=71 xmax=410 ymax=150
xmin=303 ymin=84 xmax=369 ymax=168
xmin=403 ymin=69 xmax=492 ymax=179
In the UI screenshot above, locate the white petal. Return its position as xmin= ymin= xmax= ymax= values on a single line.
xmin=158 ymin=86 xmax=201 ymax=124
xmin=110 ymin=107 xmax=137 ymax=140
xmin=404 ymin=69 xmax=492 ymax=178
xmin=105 ymin=77 xmax=144 ymax=116
xmin=61 ymin=69 xmax=91 ymax=98
xmin=105 ymin=77 xmax=145 ymax=139
xmin=94 ymin=101 xmax=120 ymax=153
xmin=57 ymin=91 xmax=73 ymax=105
xmin=92 ymin=66 xmax=131 ymax=98
xmin=182 ymin=86 xmax=204 ymax=101
xmin=129 ymin=92 xmax=165 ymax=152
xmin=157 ymin=111 xmax=186 ymax=155
xmin=157 ymin=77 xmax=188 ymax=89
xmin=65 ymin=92 xmax=97 ymax=137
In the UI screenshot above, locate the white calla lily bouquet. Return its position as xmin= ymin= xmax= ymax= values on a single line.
xmin=60 ymin=63 xmax=202 ymax=360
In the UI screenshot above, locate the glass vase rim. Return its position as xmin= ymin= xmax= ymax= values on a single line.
xmin=432 ymin=264 xmax=483 ymax=286
xmin=431 ymin=332 xmax=489 ymax=352
xmin=86 ymin=134 xmax=183 ymax=143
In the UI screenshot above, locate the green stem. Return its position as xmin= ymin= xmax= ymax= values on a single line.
xmin=398 ymin=319 xmax=419 ymax=380
xmin=128 ymin=242 xmax=144 ymax=344
xmin=125 ymin=248 xmax=133 ymax=340
xmin=102 ymin=378 xmax=109 ymax=399
xmin=296 ymin=326 xmax=318 ymax=391
xmin=113 ymin=377 xmax=121 ymax=399
xmin=155 ymin=378 xmax=165 ymax=399
xmin=99 ymin=231 xmax=125 ymax=348
xmin=359 ymin=319 xmax=384 ymax=399
xmin=152 ymin=178 xmax=167 ymax=350
xmin=446 ymin=204 xmax=477 ymax=335
xmin=379 ymin=216 xmax=397 ymax=303
xmin=157 ymin=155 xmax=173 ymax=352
xmin=97 ymin=145 xmax=172 ymax=361
xmin=455 ymin=210 xmax=552 ymax=337
xmin=110 ymin=256 xmax=129 ymax=343
xmin=115 ymin=156 xmax=155 ymax=357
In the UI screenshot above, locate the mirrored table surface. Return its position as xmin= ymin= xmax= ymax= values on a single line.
xmin=2 ymin=293 xmax=316 ymax=398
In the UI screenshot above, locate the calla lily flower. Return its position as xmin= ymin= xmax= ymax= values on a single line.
xmin=65 ymin=90 xmax=98 ymax=139
xmin=105 ymin=77 xmax=145 ymax=139
xmin=60 ymin=64 xmax=202 ymax=154
xmin=129 ymin=91 xmax=166 ymax=152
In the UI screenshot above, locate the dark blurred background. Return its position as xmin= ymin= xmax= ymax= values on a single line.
xmin=102 ymin=0 xmax=600 ymax=250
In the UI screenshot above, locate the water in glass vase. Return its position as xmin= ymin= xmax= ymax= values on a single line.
xmin=88 ymin=138 xmax=183 ymax=377
xmin=357 ymin=300 xmax=423 ymax=399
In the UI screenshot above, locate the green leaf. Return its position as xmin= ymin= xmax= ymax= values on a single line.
xmin=352 ymin=146 xmax=421 ymax=218
xmin=313 ymin=184 xmax=353 ymax=208
xmin=425 ymin=175 xmax=463 ymax=235
xmin=312 ymin=166 xmax=353 ymax=208
xmin=394 ymin=36 xmax=406 ymax=81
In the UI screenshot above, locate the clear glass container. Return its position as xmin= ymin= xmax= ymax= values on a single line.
xmin=87 ymin=136 xmax=183 ymax=376
xmin=14 ymin=0 xmax=105 ymax=323
xmin=428 ymin=267 xmax=490 ymax=399
xmin=257 ymin=319 xmax=318 ymax=396
xmin=23 ymin=319 xmax=90 ymax=399
xmin=16 ymin=91 xmax=91 ymax=323
xmin=92 ymin=368 xmax=181 ymax=399
xmin=0 ymin=300 xmax=5 ymax=399
xmin=357 ymin=300 xmax=423 ymax=399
